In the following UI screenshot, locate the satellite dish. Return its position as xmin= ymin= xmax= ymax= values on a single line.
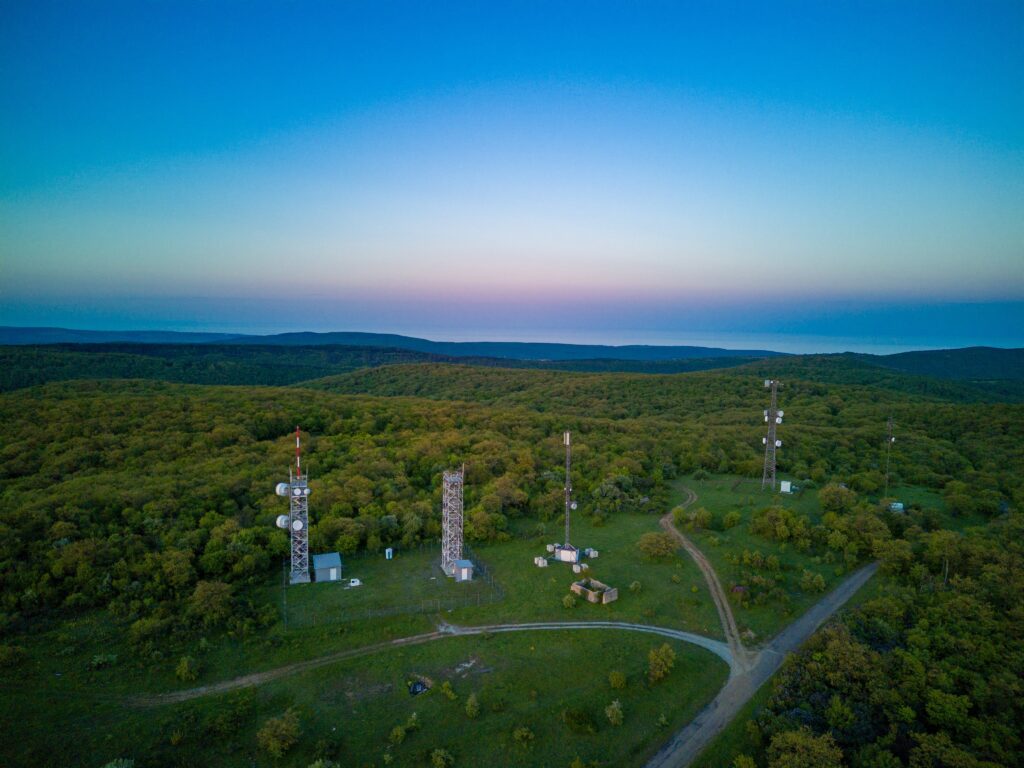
xmin=762 ymin=437 xmax=767 ymax=444
xmin=775 ymin=440 xmax=783 ymax=447
xmin=275 ymin=483 xmax=290 ymax=497
xmin=570 ymin=501 xmax=578 ymax=510
xmin=303 ymin=487 xmax=311 ymax=496
xmin=275 ymin=514 xmax=290 ymax=529
xmin=292 ymin=487 xmax=302 ymax=496
xmin=778 ymin=410 xmax=784 ymax=417
xmin=776 ymin=417 xmax=783 ymax=424
xmin=292 ymin=519 xmax=304 ymax=531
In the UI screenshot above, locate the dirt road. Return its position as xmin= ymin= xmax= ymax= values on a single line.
xmin=130 ymin=620 xmax=735 ymax=707
xmin=645 ymin=561 xmax=878 ymax=768
xmin=660 ymin=485 xmax=753 ymax=670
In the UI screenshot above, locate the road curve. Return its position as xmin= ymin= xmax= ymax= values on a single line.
xmin=130 ymin=620 xmax=734 ymax=707
xmin=645 ymin=561 xmax=879 ymax=768
xmin=661 ymin=485 xmax=753 ymax=671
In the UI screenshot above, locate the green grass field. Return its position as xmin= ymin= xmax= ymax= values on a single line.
xmin=4 ymin=626 xmax=728 ymax=767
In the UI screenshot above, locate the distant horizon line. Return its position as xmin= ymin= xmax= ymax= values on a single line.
xmin=2 ymin=324 xmax=1022 ymax=357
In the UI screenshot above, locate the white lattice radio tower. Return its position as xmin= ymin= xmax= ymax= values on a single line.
xmin=761 ymin=379 xmax=783 ymax=490
xmin=441 ymin=466 xmax=464 ymax=577
xmin=274 ymin=426 xmax=310 ymax=584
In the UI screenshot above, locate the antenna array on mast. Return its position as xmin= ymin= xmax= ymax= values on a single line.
xmin=761 ymin=380 xmax=783 ymax=490
xmin=274 ymin=426 xmax=311 ymax=584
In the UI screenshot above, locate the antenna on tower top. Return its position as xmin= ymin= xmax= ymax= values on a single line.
xmin=295 ymin=425 xmax=302 ymax=479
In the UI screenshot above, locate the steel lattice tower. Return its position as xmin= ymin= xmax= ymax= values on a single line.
xmin=884 ymin=416 xmax=895 ymax=497
xmin=761 ymin=380 xmax=783 ymax=490
xmin=441 ymin=467 xmax=464 ymax=577
xmin=564 ymin=431 xmax=573 ymax=547
xmin=275 ymin=426 xmax=310 ymax=584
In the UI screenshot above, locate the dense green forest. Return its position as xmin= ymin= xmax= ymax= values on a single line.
xmin=1 ymin=351 xmax=1022 ymax=766
xmin=736 ymin=512 xmax=1024 ymax=768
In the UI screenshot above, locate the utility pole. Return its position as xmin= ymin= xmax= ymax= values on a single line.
xmin=884 ymin=416 xmax=895 ymax=498
xmin=761 ymin=380 xmax=783 ymax=491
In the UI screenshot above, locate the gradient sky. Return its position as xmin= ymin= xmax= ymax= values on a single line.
xmin=1 ymin=1 xmax=1023 ymax=351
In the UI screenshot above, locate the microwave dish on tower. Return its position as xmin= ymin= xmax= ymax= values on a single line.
xmin=273 ymin=426 xmax=311 ymax=584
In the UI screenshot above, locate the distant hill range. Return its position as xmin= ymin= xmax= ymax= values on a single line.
xmin=0 ymin=327 xmax=781 ymax=360
xmin=1 ymin=327 xmax=1021 ymax=390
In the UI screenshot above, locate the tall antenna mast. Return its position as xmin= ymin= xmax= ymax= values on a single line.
xmin=274 ymin=426 xmax=310 ymax=584
xmin=884 ymin=416 xmax=895 ymax=497
xmin=564 ymin=431 xmax=572 ymax=548
xmin=761 ymin=380 xmax=783 ymax=491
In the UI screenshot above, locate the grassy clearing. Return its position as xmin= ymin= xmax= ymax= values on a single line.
xmin=670 ymin=475 xmax=845 ymax=642
xmin=456 ymin=513 xmax=723 ymax=637
xmin=272 ymin=544 xmax=499 ymax=628
xmin=4 ymin=630 xmax=728 ymax=767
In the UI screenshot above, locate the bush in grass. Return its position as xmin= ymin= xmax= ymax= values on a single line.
xmin=648 ymin=643 xmax=676 ymax=683
xmin=629 ymin=580 xmax=642 ymax=593
xmin=570 ymin=758 xmax=586 ymax=768
xmin=562 ymin=708 xmax=597 ymax=734
xmin=512 ymin=726 xmax=535 ymax=747
xmin=723 ymin=510 xmax=742 ymax=529
xmin=800 ymin=570 xmax=826 ymax=592
xmin=685 ymin=507 xmax=713 ymax=531
xmin=657 ymin=713 xmax=669 ymax=728
xmin=733 ymin=757 xmax=756 ymax=768
xmin=465 ymin=693 xmax=480 ymax=719
xmin=175 ymin=655 xmax=201 ymax=682
xmin=0 ymin=645 xmax=25 ymax=668
xmin=257 ymin=709 xmax=301 ymax=758
xmin=100 ymin=761 xmax=134 ymax=768
xmin=430 ymin=748 xmax=454 ymax=767
xmin=440 ymin=680 xmax=458 ymax=700
xmin=90 ymin=653 xmax=117 ymax=670
xmin=608 ymin=670 xmax=626 ymax=690
xmin=307 ymin=761 xmax=339 ymax=768
xmin=671 ymin=573 xmax=682 ymax=583
xmin=605 ymin=700 xmax=624 ymax=726
xmin=562 ymin=593 xmax=577 ymax=609
xmin=388 ymin=725 xmax=406 ymax=745
xmin=637 ymin=532 xmax=676 ymax=559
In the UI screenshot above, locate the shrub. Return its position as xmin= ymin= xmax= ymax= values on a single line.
xmin=257 ymin=709 xmax=301 ymax=758
xmin=563 ymin=707 xmax=597 ymax=734
xmin=89 ymin=653 xmax=117 ymax=670
xmin=648 ymin=643 xmax=676 ymax=683
xmin=800 ymin=570 xmax=826 ymax=593
xmin=686 ymin=507 xmax=713 ymax=530
xmin=629 ymin=580 xmax=642 ymax=593
xmin=405 ymin=711 xmax=420 ymax=731
xmin=723 ymin=510 xmax=742 ymax=529
xmin=100 ymin=761 xmax=134 ymax=768
xmin=175 ymin=655 xmax=201 ymax=682
xmin=733 ymin=757 xmax=756 ymax=768
xmin=430 ymin=748 xmax=454 ymax=767
xmin=512 ymin=726 xmax=535 ymax=747
xmin=605 ymin=699 xmax=623 ymax=726
xmin=388 ymin=725 xmax=406 ymax=745
xmin=656 ymin=713 xmax=669 ymax=728
xmin=440 ymin=680 xmax=458 ymax=701
xmin=465 ymin=693 xmax=480 ymax=719
xmin=638 ymin=532 xmax=677 ymax=559
xmin=562 ymin=593 xmax=577 ymax=609
xmin=608 ymin=670 xmax=626 ymax=690
xmin=0 ymin=645 xmax=26 ymax=668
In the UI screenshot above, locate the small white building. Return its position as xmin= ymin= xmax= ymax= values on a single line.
xmin=312 ymin=552 xmax=342 ymax=582
xmin=534 ymin=556 xmax=548 ymax=568
xmin=453 ymin=559 xmax=474 ymax=582
xmin=780 ymin=480 xmax=792 ymax=494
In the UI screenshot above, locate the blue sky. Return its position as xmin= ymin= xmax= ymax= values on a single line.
xmin=1 ymin=1 xmax=1022 ymax=350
